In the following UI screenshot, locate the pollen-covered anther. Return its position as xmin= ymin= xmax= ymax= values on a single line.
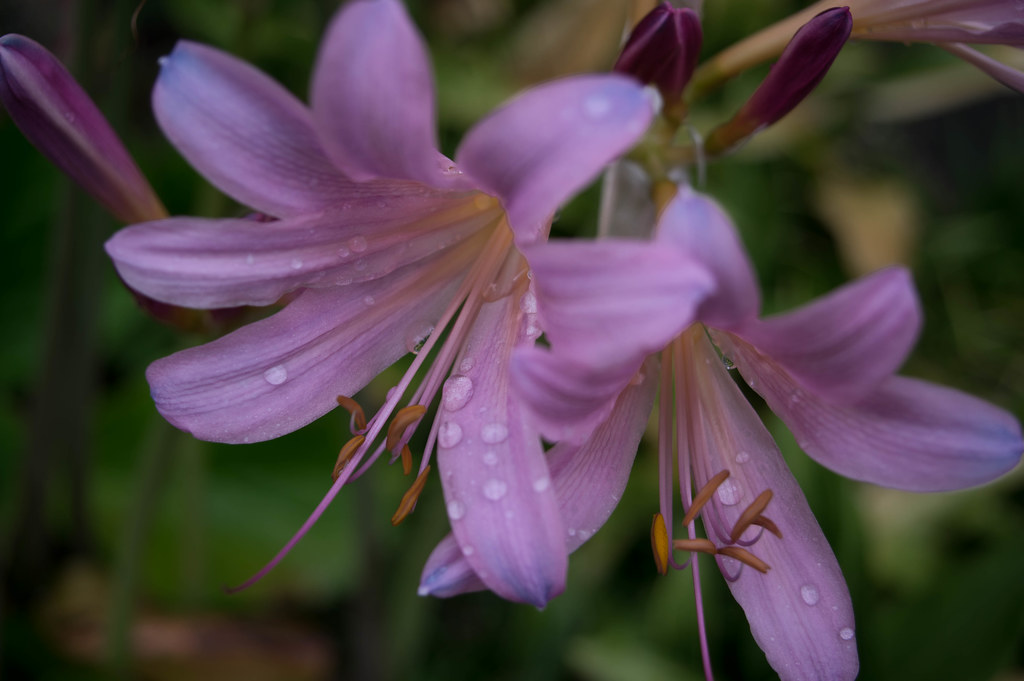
xmin=718 ymin=546 xmax=771 ymax=574
xmin=751 ymin=515 xmax=783 ymax=539
xmin=391 ymin=465 xmax=431 ymax=526
xmin=336 ymin=395 xmax=367 ymax=432
xmin=651 ymin=513 xmax=670 ymax=575
xmin=729 ymin=489 xmax=774 ymax=543
xmin=672 ymin=538 xmax=718 ymax=555
xmin=681 ymin=469 xmax=731 ymax=527
xmin=332 ymin=435 xmax=366 ymax=481
xmin=386 ymin=404 xmax=427 ymax=451
xmin=400 ymin=444 xmax=413 ymax=476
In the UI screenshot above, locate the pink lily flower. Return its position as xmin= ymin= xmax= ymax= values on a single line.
xmin=480 ymin=185 xmax=1019 ymax=679
xmin=104 ymin=0 xmax=655 ymax=606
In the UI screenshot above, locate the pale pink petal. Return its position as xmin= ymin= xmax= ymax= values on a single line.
xmin=735 ymin=267 xmax=921 ymax=404
xmin=147 ymin=258 xmax=462 ymax=443
xmin=524 ymin=239 xmax=712 ymax=366
xmin=311 ymin=0 xmax=448 ymax=185
xmin=457 ymin=75 xmax=655 ymax=243
xmin=656 ymin=186 xmax=761 ymax=329
xmin=942 ymin=43 xmax=1024 ymax=92
xmin=724 ymin=334 xmax=1024 ymax=491
xmin=420 ymin=358 xmax=659 ymax=597
xmin=153 ymin=41 xmax=361 ymax=217
xmin=679 ymin=331 xmax=858 ymax=681
xmin=434 ymin=295 xmax=566 ymax=607
xmin=106 ymin=193 xmax=499 ymax=308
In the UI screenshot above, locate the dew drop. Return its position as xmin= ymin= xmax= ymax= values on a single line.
xmin=348 ymin=235 xmax=368 ymax=253
xmin=839 ymin=627 xmax=855 ymax=641
xmin=290 ymin=258 xmax=303 ymax=270
xmin=735 ymin=451 xmax=751 ymax=464
xmin=459 ymin=357 xmax=475 ymax=373
xmin=583 ymin=95 xmax=611 ymax=119
xmin=461 ymin=545 xmax=475 ymax=556
xmin=716 ymin=478 xmax=741 ymax=506
xmin=437 ymin=422 xmax=463 ymax=448
xmin=567 ymin=528 xmax=577 ymax=537
xmin=800 ymin=584 xmax=820 ymax=606
xmin=404 ymin=321 xmax=434 ymax=354
xmin=482 ymin=451 xmax=499 ymax=467
xmin=482 ymin=479 xmax=507 ymax=501
xmin=442 ymin=375 xmax=474 ymax=412
xmin=354 ymin=259 xmax=367 ymax=271
xmin=519 ymin=291 xmax=537 ymax=314
xmin=446 ymin=499 xmax=465 ymax=520
xmin=578 ymin=529 xmax=592 ymax=541
xmin=722 ymin=356 xmax=736 ymax=370
xmin=532 ymin=476 xmax=550 ymax=493
xmin=481 ymin=423 xmax=509 ymax=444
xmin=363 ymin=295 xmax=376 ymax=306
xmin=337 ymin=246 xmax=351 ymax=260
xmin=263 ymin=365 xmax=288 ymax=385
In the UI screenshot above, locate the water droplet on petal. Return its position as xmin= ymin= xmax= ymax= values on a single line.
xmin=290 ymin=258 xmax=303 ymax=270
xmin=567 ymin=528 xmax=577 ymax=537
xmin=722 ymin=356 xmax=736 ymax=370
xmin=716 ymin=478 xmax=741 ymax=506
xmin=735 ymin=451 xmax=751 ymax=464
xmin=839 ymin=627 xmax=855 ymax=641
xmin=348 ymin=235 xmax=368 ymax=253
xmin=519 ymin=291 xmax=537 ymax=314
xmin=482 ymin=451 xmax=499 ymax=467
xmin=800 ymin=584 xmax=820 ymax=606
xmin=404 ymin=321 xmax=434 ymax=354
xmin=438 ymin=422 xmax=463 ymax=448
xmin=459 ymin=357 xmax=475 ymax=373
xmin=446 ymin=499 xmax=465 ymax=520
xmin=461 ymin=545 xmax=474 ymax=556
xmin=481 ymin=423 xmax=509 ymax=444
xmin=578 ymin=529 xmax=592 ymax=541
xmin=263 ymin=365 xmax=288 ymax=385
xmin=583 ymin=95 xmax=611 ymax=119
xmin=482 ymin=479 xmax=507 ymax=501
xmin=337 ymin=246 xmax=351 ymax=260
xmin=442 ymin=375 xmax=474 ymax=412
xmin=532 ymin=477 xmax=550 ymax=493
xmin=363 ymin=295 xmax=376 ymax=306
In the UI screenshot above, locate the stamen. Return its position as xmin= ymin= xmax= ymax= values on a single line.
xmin=386 ymin=404 xmax=427 ymax=451
xmin=332 ymin=435 xmax=365 ymax=481
xmin=751 ymin=515 xmax=783 ymax=539
xmin=718 ymin=546 xmax=771 ymax=573
xmin=672 ymin=538 xmax=718 ymax=555
xmin=336 ymin=395 xmax=367 ymax=432
xmin=729 ymin=489 xmax=773 ymax=543
xmin=681 ymin=470 xmax=730 ymax=528
xmin=651 ymin=513 xmax=670 ymax=576
xmin=401 ymin=444 xmax=413 ymax=476
xmin=391 ymin=465 xmax=431 ymax=526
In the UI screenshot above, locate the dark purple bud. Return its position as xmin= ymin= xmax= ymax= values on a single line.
xmin=614 ymin=3 xmax=703 ymax=101
xmin=0 ymin=34 xmax=165 ymax=223
xmin=706 ymin=7 xmax=852 ymax=153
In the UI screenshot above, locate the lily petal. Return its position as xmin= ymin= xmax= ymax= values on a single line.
xmin=656 ymin=186 xmax=761 ymax=329
xmin=435 ymin=294 xmax=567 ymax=607
xmin=525 ymin=238 xmax=713 ymax=366
xmin=106 ymin=194 xmax=499 ymax=308
xmin=311 ymin=0 xmax=447 ymax=185
xmin=724 ymin=334 xmax=1024 ymax=491
xmin=147 ymin=253 xmax=464 ymax=443
xmin=735 ymin=267 xmax=921 ymax=404
xmin=457 ymin=75 xmax=655 ymax=244
xmin=680 ymin=331 xmax=858 ymax=681
xmin=420 ymin=357 xmax=659 ymax=597
xmin=153 ymin=41 xmax=358 ymax=217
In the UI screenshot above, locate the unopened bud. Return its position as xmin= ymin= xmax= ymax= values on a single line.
xmin=614 ymin=3 xmax=703 ymax=102
xmin=0 ymin=34 xmax=165 ymax=223
xmin=705 ymin=7 xmax=852 ymax=154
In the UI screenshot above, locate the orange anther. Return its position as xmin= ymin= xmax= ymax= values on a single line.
xmin=386 ymin=404 xmax=427 ymax=451
xmin=718 ymin=546 xmax=771 ymax=574
xmin=752 ymin=515 xmax=783 ymax=539
xmin=401 ymin=444 xmax=413 ymax=476
xmin=391 ymin=465 xmax=431 ymax=526
xmin=651 ymin=513 xmax=670 ymax=576
xmin=672 ymin=538 xmax=718 ymax=555
xmin=336 ymin=395 xmax=367 ymax=431
xmin=682 ymin=470 xmax=730 ymax=528
xmin=729 ymin=489 xmax=773 ymax=543
xmin=332 ymin=435 xmax=365 ymax=481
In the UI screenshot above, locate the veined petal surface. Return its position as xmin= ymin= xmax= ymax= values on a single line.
xmin=434 ymin=294 xmax=566 ymax=607
xmin=153 ymin=41 xmax=359 ymax=217
xmin=147 ymin=251 xmax=467 ymax=443
xmin=311 ymin=0 xmax=447 ymax=185
xmin=735 ymin=267 xmax=921 ymax=404
xmin=457 ymin=75 xmax=655 ymax=244
xmin=721 ymin=335 xmax=1024 ymax=491
xmin=680 ymin=331 xmax=858 ymax=681
xmin=106 ymin=193 xmax=499 ymax=308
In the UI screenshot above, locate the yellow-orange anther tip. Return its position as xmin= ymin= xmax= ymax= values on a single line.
xmin=391 ymin=465 xmax=431 ymax=526
xmin=729 ymin=488 xmax=774 ymax=543
xmin=336 ymin=395 xmax=367 ymax=431
xmin=682 ymin=469 xmax=732 ymax=528
xmin=332 ymin=435 xmax=365 ymax=481
xmin=719 ymin=546 xmax=771 ymax=574
xmin=401 ymin=444 xmax=413 ymax=476
xmin=651 ymin=513 xmax=670 ymax=576
xmin=386 ymin=404 xmax=427 ymax=451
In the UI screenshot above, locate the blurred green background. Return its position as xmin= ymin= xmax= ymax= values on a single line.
xmin=2 ymin=0 xmax=1023 ymax=679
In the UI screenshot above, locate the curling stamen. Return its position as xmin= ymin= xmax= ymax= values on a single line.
xmin=332 ymin=435 xmax=365 ymax=481
xmin=729 ymin=489 xmax=773 ymax=543
xmin=391 ymin=465 xmax=431 ymax=526
xmin=681 ymin=469 xmax=730 ymax=528
xmin=718 ymin=546 xmax=770 ymax=573
xmin=386 ymin=404 xmax=427 ymax=451
xmin=336 ymin=395 xmax=367 ymax=432
xmin=752 ymin=515 xmax=782 ymax=539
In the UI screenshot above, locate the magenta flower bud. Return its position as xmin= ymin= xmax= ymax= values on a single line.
xmin=613 ymin=3 xmax=703 ymax=101
xmin=706 ymin=7 xmax=852 ymax=153
xmin=0 ymin=34 xmax=165 ymax=223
